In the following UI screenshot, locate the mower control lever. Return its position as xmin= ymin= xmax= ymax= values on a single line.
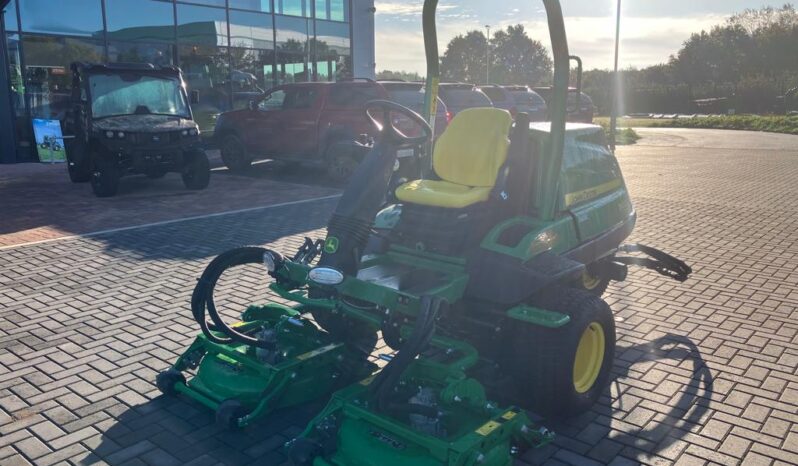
xmin=365 ymin=100 xmax=433 ymax=146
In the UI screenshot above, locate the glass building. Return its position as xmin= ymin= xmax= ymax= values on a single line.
xmin=0 ymin=0 xmax=375 ymax=163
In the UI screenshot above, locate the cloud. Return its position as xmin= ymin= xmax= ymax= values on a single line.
xmin=376 ymin=13 xmax=728 ymax=73
xmin=375 ymin=1 xmax=456 ymax=16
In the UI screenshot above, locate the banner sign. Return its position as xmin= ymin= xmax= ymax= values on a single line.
xmin=32 ymin=118 xmax=67 ymax=163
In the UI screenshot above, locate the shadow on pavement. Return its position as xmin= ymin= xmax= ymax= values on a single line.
xmin=526 ymin=333 xmax=714 ymax=464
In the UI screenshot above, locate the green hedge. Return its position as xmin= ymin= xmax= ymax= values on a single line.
xmin=648 ymin=115 xmax=798 ymax=135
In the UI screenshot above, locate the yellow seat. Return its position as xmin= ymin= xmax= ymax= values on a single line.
xmin=395 ymin=108 xmax=513 ymax=209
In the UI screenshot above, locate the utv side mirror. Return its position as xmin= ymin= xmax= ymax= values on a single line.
xmin=248 ymin=100 xmax=258 ymax=111
xmin=190 ymin=89 xmax=200 ymax=105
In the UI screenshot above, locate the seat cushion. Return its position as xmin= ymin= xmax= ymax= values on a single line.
xmin=432 ymin=108 xmax=513 ymax=187
xmin=395 ymin=179 xmax=492 ymax=209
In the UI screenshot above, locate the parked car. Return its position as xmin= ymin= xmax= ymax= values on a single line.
xmin=64 ymin=62 xmax=210 ymax=198
xmin=379 ymin=81 xmax=451 ymax=183
xmin=533 ymin=87 xmax=596 ymax=123
xmin=379 ymin=81 xmax=450 ymax=139
xmin=503 ymin=85 xmax=548 ymax=121
xmin=438 ymin=83 xmax=493 ymax=117
xmin=477 ymin=84 xmax=518 ymax=116
xmin=214 ymin=79 xmax=389 ymax=181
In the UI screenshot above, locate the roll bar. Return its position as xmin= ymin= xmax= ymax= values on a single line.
xmin=421 ymin=0 xmax=570 ymax=221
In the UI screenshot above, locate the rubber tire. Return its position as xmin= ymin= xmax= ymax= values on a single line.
xmin=90 ymin=155 xmax=120 ymax=198
xmin=182 ymin=150 xmax=211 ymax=190
xmin=325 ymin=143 xmax=359 ymax=183
xmin=506 ymin=286 xmax=615 ymax=419
xmin=220 ymin=135 xmax=252 ymax=172
xmin=67 ymin=160 xmax=91 ymax=183
xmin=215 ymin=399 xmax=247 ymax=430
xmin=573 ymin=263 xmax=611 ymax=297
xmin=155 ymin=369 xmax=186 ymax=397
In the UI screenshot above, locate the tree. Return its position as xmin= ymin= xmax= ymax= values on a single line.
xmin=440 ymin=25 xmax=552 ymax=85
xmin=377 ymin=70 xmax=424 ymax=81
xmin=489 ymin=25 xmax=552 ymax=85
xmin=440 ymin=30 xmax=488 ymax=83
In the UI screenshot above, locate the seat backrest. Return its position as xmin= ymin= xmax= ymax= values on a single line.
xmin=432 ymin=108 xmax=513 ymax=187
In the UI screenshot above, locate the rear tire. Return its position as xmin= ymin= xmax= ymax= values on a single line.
xmin=182 ymin=150 xmax=211 ymax=190
xmin=574 ymin=264 xmax=611 ymax=297
xmin=505 ymin=286 xmax=615 ymax=419
xmin=90 ymin=155 xmax=120 ymax=198
xmin=220 ymin=135 xmax=251 ymax=172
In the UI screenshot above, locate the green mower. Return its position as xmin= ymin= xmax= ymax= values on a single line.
xmin=157 ymin=0 xmax=692 ymax=464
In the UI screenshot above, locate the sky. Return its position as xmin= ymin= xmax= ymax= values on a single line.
xmin=374 ymin=0 xmax=779 ymax=73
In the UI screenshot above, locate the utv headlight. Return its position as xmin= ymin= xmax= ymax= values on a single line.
xmin=181 ymin=129 xmax=189 ymax=136
xmin=105 ymin=131 xmax=115 ymax=138
xmin=117 ymin=131 xmax=125 ymax=138
xmin=189 ymin=127 xmax=199 ymax=136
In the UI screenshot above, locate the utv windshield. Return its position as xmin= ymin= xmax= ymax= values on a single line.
xmin=89 ymin=73 xmax=190 ymax=119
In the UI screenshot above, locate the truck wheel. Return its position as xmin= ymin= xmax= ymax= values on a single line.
xmin=90 ymin=156 xmax=120 ymax=198
xmin=506 ymin=287 xmax=615 ymax=419
xmin=220 ymin=135 xmax=251 ymax=172
xmin=182 ymin=150 xmax=211 ymax=190
xmin=325 ymin=142 xmax=358 ymax=183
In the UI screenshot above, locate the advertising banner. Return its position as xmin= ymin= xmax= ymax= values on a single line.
xmin=32 ymin=118 xmax=67 ymax=163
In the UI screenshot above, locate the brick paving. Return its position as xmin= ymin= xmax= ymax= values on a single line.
xmin=0 ymin=128 xmax=796 ymax=465
xmin=0 ymin=153 xmax=339 ymax=248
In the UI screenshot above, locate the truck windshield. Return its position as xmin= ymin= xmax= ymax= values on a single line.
xmin=89 ymin=74 xmax=189 ymax=119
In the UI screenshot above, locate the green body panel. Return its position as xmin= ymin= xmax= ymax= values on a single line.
xmin=506 ymin=305 xmax=571 ymax=328
xmin=168 ymin=304 xmax=370 ymax=428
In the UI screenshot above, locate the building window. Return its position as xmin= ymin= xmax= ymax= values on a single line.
xmin=276 ymin=0 xmax=306 ymax=17
xmin=3 ymin=0 xmax=18 ymax=32
xmin=19 ymin=0 xmax=104 ymax=37
xmin=177 ymin=0 xmax=226 ymax=7
xmin=229 ymin=10 xmax=274 ymax=49
xmin=105 ymin=0 xmax=176 ymax=43
xmin=330 ymin=0 xmax=346 ymax=22
xmin=275 ymin=15 xmax=309 ymax=84
xmin=230 ymin=47 xmax=275 ymax=108
xmin=313 ymin=20 xmax=350 ymax=81
xmin=229 ymin=0 xmax=272 ymax=13
xmin=178 ymin=44 xmax=230 ymax=132
xmin=108 ymin=42 xmax=174 ymax=65
xmin=177 ymin=3 xmax=229 ymax=46
xmin=314 ymin=0 xmax=328 ymax=20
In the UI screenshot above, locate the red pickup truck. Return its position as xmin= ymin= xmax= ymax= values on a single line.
xmin=213 ymin=80 xmax=389 ymax=181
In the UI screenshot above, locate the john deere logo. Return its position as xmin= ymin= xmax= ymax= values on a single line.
xmin=324 ymin=237 xmax=339 ymax=254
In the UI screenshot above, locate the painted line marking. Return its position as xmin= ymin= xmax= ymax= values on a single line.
xmin=0 ymin=194 xmax=341 ymax=251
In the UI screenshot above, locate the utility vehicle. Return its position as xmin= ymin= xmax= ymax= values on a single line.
xmin=157 ymin=1 xmax=691 ymax=465
xmin=64 ymin=62 xmax=210 ymax=197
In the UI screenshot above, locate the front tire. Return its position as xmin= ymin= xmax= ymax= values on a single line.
xmin=220 ymin=135 xmax=252 ymax=172
xmin=182 ymin=150 xmax=211 ymax=190
xmin=506 ymin=287 xmax=615 ymax=419
xmin=90 ymin=155 xmax=120 ymax=198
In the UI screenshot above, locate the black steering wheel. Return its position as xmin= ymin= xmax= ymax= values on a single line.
xmin=365 ymin=100 xmax=433 ymax=146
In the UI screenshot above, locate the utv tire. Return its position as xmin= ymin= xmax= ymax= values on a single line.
xmin=67 ymin=160 xmax=91 ymax=183
xmin=90 ymin=156 xmax=120 ymax=198
xmin=507 ymin=287 xmax=615 ymax=419
xmin=220 ymin=135 xmax=251 ymax=172
xmin=215 ymin=399 xmax=247 ymax=430
xmin=155 ymin=369 xmax=186 ymax=397
xmin=182 ymin=150 xmax=211 ymax=190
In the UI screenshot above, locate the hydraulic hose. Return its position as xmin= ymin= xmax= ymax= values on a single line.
xmin=191 ymin=246 xmax=277 ymax=348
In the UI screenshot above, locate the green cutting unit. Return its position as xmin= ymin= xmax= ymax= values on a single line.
xmin=157 ymin=1 xmax=692 ymax=464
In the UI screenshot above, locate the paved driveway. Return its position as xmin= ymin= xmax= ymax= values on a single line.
xmin=0 ymin=128 xmax=796 ymax=465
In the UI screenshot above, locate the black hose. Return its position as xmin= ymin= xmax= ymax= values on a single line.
xmin=371 ymin=296 xmax=441 ymax=412
xmin=191 ymin=247 xmax=277 ymax=348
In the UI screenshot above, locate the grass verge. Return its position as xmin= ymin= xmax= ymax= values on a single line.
xmin=597 ymin=121 xmax=641 ymax=145
xmin=595 ymin=115 xmax=798 ymax=135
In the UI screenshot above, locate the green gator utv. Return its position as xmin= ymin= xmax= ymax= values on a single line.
xmin=157 ymin=1 xmax=692 ymax=464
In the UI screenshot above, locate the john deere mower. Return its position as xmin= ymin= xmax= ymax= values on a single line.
xmin=157 ymin=0 xmax=692 ymax=464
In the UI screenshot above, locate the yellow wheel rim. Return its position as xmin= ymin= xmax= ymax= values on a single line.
xmin=573 ymin=322 xmax=605 ymax=393
xmin=582 ymin=270 xmax=601 ymax=290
